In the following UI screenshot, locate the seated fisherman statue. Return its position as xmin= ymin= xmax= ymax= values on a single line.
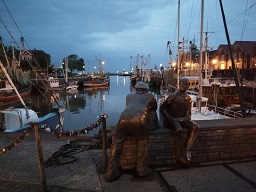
xmin=159 ymin=77 xmax=199 ymax=166
xmin=106 ymin=81 xmax=158 ymax=182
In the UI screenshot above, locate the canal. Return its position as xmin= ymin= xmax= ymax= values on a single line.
xmin=1 ymin=76 xmax=160 ymax=136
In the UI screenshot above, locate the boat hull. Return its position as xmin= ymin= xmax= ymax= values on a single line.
xmin=83 ymin=81 xmax=109 ymax=88
xmin=0 ymin=84 xmax=32 ymax=102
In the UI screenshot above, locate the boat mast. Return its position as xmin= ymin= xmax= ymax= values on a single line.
xmin=218 ymin=0 xmax=245 ymax=117
xmin=198 ymin=0 xmax=205 ymax=112
xmin=177 ymin=0 xmax=181 ymax=89
xmin=204 ymin=32 xmax=208 ymax=80
xmin=0 ymin=37 xmax=10 ymax=68
xmin=204 ymin=31 xmax=214 ymax=81
xmin=0 ymin=61 xmax=30 ymax=118
xmin=65 ymin=56 xmax=68 ymax=83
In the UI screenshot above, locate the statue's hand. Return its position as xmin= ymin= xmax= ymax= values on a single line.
xmin=177 ymin=116 xmax=190 ymax=122
xmin=177 ymin=117 xmax=183 ymax=122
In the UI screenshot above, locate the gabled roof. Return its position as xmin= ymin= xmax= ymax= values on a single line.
xmin=20 ymin=50 xmax=32 ymax=56
xmin=217 ymin=44 xmax=229 ymax=53
xmin=20 ymin=49 xmax=47 ymax=60
xmin=209 ymin=50 xmax=216 ymax=58
xmin=233 ymin=41 xmax=256 ymax=54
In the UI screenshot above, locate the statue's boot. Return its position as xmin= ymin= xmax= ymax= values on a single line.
xmin=137 ymin=140 xmax=153 ymax=177
xmin=174 ymin=132 xmax=190 ymax=166
xmin=105 ymin=143 xmax=123 ymax=182
xmin=186 ymin=128 xmax=199 ymax=162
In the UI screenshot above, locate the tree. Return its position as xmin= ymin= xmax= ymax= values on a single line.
xmin=62 ymin=54 xmax=85 ymax=74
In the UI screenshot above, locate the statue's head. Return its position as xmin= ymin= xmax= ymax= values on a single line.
xmin=135 ymin=81 xmax=149 ymax=92
xmin=179 ymin=77 xmax=190 ymax=91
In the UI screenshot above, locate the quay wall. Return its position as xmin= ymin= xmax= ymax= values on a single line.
xmin=108 ymin=118 xmax=256 ymax=170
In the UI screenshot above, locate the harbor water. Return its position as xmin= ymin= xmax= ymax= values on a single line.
xmin=1 ymin=76 xmax=160 ymax=136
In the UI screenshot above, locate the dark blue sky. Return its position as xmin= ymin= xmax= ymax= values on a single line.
xmin=1 ymin=0 xmax=255 ymax=73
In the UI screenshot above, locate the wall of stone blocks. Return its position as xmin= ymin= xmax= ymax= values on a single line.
xmin=108 ymin=118 xmax=256 ymax=170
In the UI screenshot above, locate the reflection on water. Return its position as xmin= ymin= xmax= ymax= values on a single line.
xmin=0 ymin=76 xmax=160 ymax=136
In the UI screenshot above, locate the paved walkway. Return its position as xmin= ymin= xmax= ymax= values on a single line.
xmin=0 ymin=133 xmax=256 ymax=192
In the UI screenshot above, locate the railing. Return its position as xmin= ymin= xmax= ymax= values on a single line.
xmin=208 ymin=105 xmax=243 ymax=118
xmin=243 ymin=79 xmax=256 ymax=89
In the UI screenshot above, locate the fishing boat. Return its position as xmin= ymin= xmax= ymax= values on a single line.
xmin=82 ymin=76 xmax=109 ymax=88
xmin=0 ymin=81 xmax=32 ymax=102
xmin=79 ymin=57 xmax=110 ymax=88
xmin=0 ymin=38 xmax=32 ymax=102
xmin=159 ymin=0 xmax=244 ymax=120
xmin=0 ymin=59 xmax=65 ymax=132
xmin=0 ymin=3 xmax=66 ymax=133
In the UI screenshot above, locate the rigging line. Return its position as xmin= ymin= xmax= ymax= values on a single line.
xmin=1 ymin=0 xmax=30 ymax=50
xmin=0 ymin=17 xmax=20 ymax=49
xmin=0 ymin=15 xmax=42 ymax=72
xmin=1 ymin=1 xmax=61 ymax=106
xmin=209 ymin=1 xmax=256 ymax=38
xmin=241 ymin=0 xmax=253 ymax=40
xmin=1 ymin=0 xmax=44 ymax=74
xmin=186 ymin=0 xmax=195 ymax=41
xmin=206 ymin=0 xmax=216 ymax=33
xmin=1 ymin=0 xmax=23 ymax=37
xmin=241 ymin=0 xmax=249 ymax=40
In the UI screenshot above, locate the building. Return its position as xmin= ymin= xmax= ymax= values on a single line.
xmin=210 ymin=41 xmax=256 ymax=70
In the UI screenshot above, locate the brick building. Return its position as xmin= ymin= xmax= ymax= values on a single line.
xmin=210 ymin=41 xmax=256 ymax=70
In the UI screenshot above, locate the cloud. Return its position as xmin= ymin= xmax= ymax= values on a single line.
xmin=1 ymin=0 xmax=255 ymax=72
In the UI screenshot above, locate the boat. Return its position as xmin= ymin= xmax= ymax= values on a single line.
xmin=0 ymin=4 xmax=67 ymax=133
xmin=159 ymin=89 xmax=242 ymax=121
xmin=119 ymin=71 xmax=130 ymax=76
xmin=0 ymin=59 xmax=65 ymax=132
xmin=79 ymin=57 xmax=110 ymax=88
xmin=0 ymin=38 xmax=32 ymax=102
xmin=159 ymin=0 xmax=244 ymax=121
xmin=82 ymin=76 xmax=109 ymax=88
xmin=46 ymin=77 xmax=65 ymax=91
xmin=0 ymin=82 xmax=32 ymax=102
xmin=64 ymin=81 xmax=79 ymax=93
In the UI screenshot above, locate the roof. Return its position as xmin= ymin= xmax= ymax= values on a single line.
xmin=217 ymin=44 xmax=229 ymax=53
xmin=233 ymin=41 xmax=256 ymax=54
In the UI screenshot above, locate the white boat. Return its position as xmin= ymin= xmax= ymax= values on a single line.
xmin=159 ymin=89 xmax=241 ymax=121
xmin=64 ymin=82 xmax=79 ymax=93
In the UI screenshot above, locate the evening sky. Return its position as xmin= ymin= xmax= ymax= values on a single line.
xmin=1 ymin=0 xmax=255 ymax=73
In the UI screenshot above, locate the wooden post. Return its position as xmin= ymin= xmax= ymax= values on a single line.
xmin=34 ymin=123 xmax=47 ymax=192
xmin=102 ymin=116 xmax=107 ymax=171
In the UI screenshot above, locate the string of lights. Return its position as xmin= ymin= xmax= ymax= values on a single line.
xmin=0 ymin=114 xmax=108 ymax=155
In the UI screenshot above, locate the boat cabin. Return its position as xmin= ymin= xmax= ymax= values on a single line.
xmin=0 ymin=108 xmax=38 ymax=132
xmin=0 ymin=79 xmax=13 ymax=91
xmin=48 ymin=77 xmax=60 ymax=88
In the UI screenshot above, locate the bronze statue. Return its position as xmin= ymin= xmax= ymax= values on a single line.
xmin=106 ymin=82 xmax=158 ymax=182
xmin=160 ymin=77 xmax=199 ymax=166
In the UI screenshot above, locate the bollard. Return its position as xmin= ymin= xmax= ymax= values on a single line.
xmin=34 ymin=123 xmax=47 ymax=192
xmin=102 ymin=116 xmax=107 ymax=171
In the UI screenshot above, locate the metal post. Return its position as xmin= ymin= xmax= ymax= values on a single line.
xmin=34 ymin=123 xmax=47 ymax=192
xmin=102 ymin=116 xmax=107 ymax=171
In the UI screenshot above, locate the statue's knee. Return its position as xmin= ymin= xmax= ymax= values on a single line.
xmin=137 ymin=139 xmax=147 ymax=146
